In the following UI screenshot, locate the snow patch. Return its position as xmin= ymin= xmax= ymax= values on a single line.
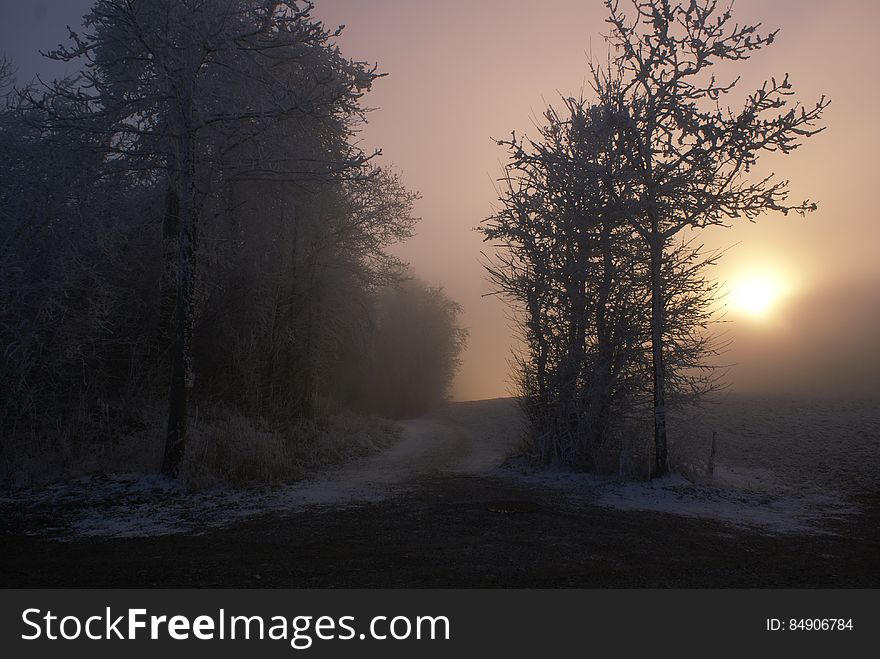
xmin=3 ymin=396 xmax=874 ymax=539
xmin=510 ymin=469 xmax=855 ymax=535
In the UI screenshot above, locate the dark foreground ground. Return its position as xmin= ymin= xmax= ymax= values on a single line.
xmin=3 ymin=475 xmax=878 ymax=588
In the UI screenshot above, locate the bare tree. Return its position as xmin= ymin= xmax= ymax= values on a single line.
xmin=0 ymin=56 xmax=13 ymax=99
xmin=30 ymin=0 xmax=381 ymax=475
xmin=482 ymin=97 xmax=639 ymax=468
xmin=601 ymin=0 xmax=828 ymax=474
xmin=0 ymin=88 xmax=159 ymax=475
xmin=197 ymin=166 xmax=418 ymax=423
xmin=482 ymin=91 xmax=723 ymax=471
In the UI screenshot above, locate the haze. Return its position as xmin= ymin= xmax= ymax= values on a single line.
xmin=3 ymin=0 xmax=877 ymax=399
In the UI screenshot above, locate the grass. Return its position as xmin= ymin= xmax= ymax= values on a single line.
xmin=181 ymin=410 xmax=401 ymax=491
xmin=1 ymin=404 xmax=402 ymax=492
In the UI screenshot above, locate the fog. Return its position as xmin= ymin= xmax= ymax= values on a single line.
xmin=722 ymin=277 xmax=880 ymax=398
xmin=2 ymin=0 xmax=877 ymax=399
xmin=2 ymin=0 xmax=878 ymax=595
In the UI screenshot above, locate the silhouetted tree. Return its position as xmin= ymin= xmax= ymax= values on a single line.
xmin=0 ymin=56 xmax=12 ymax=97
xmin=482 ymin=94 xmax=722 ymax=470
xmin=2 ymin=3 xmax=446 ymax=488
xmin=30 ymin=0 xmax=381 ymax=475
xmin=601 ymin=0 xmax=828 ymax=474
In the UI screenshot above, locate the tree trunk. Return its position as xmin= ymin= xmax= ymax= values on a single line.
xmin=582 ymin=222 xmax=616 ymax=468
xmin=157 ymin=187 xmax=179 ymax=354
xmin=162 ymin=128 xmax=196 ymax=477
xmin=565 ymin=275 xmax=587 ymax=465
xmin=649 ymin=230 xmax=668 ymax=477
xmin=526 ymin=293 xmax=550 ymax=463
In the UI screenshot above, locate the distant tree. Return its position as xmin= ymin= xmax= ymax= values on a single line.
xmin=197 ymin=166 xmax=418 ymax=422
xmin=357 ymin=277 xmax=468 ymax=418
xmin=600 ymin=0 xmax=828 ymax=474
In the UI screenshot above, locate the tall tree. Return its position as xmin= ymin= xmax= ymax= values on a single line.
xmin=483 ymin=92 xmax=723 ymax=470
xmin=601 ymin=0 xmax=828 ymax=474
xmin=32 ymin=0 xmax=380 ymax=475
xmin=482 ymin=97 xmax=641 ymax=467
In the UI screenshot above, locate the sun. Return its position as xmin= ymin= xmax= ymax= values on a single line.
xmin=729 ymin=274 xmax=785 ymax=320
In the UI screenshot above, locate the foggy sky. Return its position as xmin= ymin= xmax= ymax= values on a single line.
xmin=3 ymin=0 xmax=878 ymax=399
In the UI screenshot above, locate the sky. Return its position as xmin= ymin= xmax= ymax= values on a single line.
xmin=2 ymin=0 xmax=878 ymax=399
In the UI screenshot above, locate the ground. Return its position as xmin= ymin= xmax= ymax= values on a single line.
xmin=2 ymin=396 xmax=878 ymax=587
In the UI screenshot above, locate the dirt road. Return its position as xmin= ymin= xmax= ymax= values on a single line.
xmin=308 ymin=398 xmax=523 ymax=492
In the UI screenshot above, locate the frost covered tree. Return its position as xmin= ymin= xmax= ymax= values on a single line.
xmin=482 ymin=93 xmax=721 ymax=470
xmin=1 ymin=80 xmax=159 ymax=474
xmin=28 ymin=0 xmax=381 ymax=475
xmin=482 ymin=97 xmax=643 ymax=468
xmin=1 ymin=2 xmax=459 ymax=488
xmin=601 ymin=0 xmax=828 ymax=474
xmin=198 ymin=166 xmax=418 ymax=423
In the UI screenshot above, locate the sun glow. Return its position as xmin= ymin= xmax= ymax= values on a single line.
xmin=729 ymin=273 xmax=787 ymax=320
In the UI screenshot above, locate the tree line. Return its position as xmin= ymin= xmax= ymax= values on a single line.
xmin=481 ymin=0 xmax=827 ymax=475
xmin=0 ymin=0 xmax=466 ymax=484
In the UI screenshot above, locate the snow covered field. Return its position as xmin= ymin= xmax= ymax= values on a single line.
xmin=3 ymin=395 xmax=877 ymax=539
xmin=515 ymin=395 xmax=879 ymax=534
